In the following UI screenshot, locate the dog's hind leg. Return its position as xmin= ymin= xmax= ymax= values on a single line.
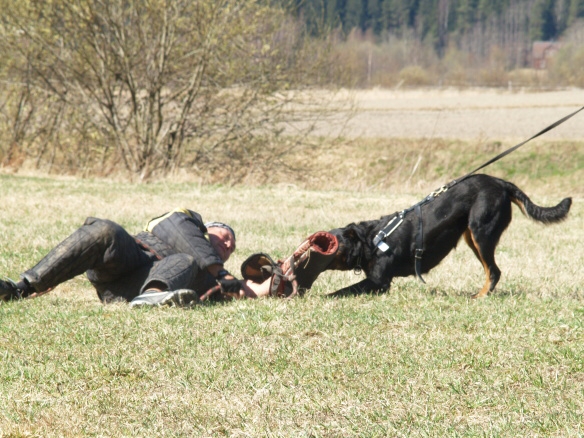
xmin=463 ymin=229 xmax=501 ymax=299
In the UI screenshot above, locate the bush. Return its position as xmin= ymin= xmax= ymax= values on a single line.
xmin=398 ymin=65 xmax=433 ymax=86
xmin=0 ymin=0 xmax=344 ymax=181
xmin=548 ymin=44 xmax=584 ymax=87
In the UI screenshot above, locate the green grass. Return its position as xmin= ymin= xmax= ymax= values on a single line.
xmin=1 ymin=173 xmax=583 ymax=437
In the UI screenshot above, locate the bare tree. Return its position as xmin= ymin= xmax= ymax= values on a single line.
xmin=1 ymin=0 xmax=343 ymax=181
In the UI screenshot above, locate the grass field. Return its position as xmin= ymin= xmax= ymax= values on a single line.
xmin=1 ymin=89 xmax=583 ymax=436
xmin=1 ymin=173 xmax=583 ymax=437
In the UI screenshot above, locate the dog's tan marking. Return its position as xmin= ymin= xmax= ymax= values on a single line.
xmin=464 ymin=229 xmax=492 ymax=299
xmin=510 ymin=196 xmax=528 ymax=216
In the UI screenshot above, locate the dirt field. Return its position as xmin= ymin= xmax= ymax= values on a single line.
xmin=320 ymin=87 xmax=584 ymax=141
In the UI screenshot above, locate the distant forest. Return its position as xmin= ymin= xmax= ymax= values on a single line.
xmin=285 ymin=0 xmax=584 ymax=61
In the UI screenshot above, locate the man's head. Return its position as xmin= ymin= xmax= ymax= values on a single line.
xmin=206 ymin=222 xmax=236 ymax=262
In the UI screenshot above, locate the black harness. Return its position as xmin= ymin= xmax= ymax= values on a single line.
xmin=372 ymin=184 xmax=449 ymax=283
xmin=372 ymin=105 xmax=584 ymax=283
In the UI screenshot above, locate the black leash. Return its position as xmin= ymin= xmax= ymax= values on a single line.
xmin=449 ymin=104 xmax=584 ymax=187
xmin=373 ymin=105 xmax=584 ymax=283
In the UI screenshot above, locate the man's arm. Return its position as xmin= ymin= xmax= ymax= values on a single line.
xmin=241 ymin=278 xmax=271 ymax=298
xmin=205 ymin=269 xmax=271 ymax=299
xmin=150 ymin=210 xmax=224 ymax=271
xmin=206 ymin=264 xmax=224 ymax=278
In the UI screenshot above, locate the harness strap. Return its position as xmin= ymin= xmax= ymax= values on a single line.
xmin=414 ymin=203 xmax=426 ymax=284
xmin=373 ymin=212 xmax=404 ymax=252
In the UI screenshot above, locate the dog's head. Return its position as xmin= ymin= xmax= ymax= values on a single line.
xmin=327 ymin=223 xmax=372 ymax=271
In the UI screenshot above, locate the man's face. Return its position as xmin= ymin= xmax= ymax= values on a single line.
xmin=208 ymin=227 xmax=236 ymax=262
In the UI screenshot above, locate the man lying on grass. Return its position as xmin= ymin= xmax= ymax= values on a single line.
xmin=0 ymin=208 xmax=271 ymax=307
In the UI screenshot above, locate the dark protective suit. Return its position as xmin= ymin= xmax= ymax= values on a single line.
xmin=21 ymin=208 xmax=223 ymax=303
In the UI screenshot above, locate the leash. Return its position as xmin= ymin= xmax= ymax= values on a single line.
xmin=373 ymin=105 xmax=584 ymax=283
xmin=447 ymin=104 xmax=584 ymax=187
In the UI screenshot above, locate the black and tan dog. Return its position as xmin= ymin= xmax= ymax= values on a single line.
xmin=326 ymin=174 xmax=571 ymax=298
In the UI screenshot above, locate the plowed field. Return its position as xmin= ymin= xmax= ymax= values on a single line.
xmin=325 ymin=88 xmax=584 ymax=141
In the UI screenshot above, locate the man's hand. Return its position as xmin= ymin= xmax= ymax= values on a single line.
xmin=217 ymin=276 xmax=241 ymax=293
xmin=216 ymin=269 xmax=241 ymax=294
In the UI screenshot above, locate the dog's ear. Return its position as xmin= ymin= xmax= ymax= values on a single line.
xmin=341 ymin=224 xmax=368 ymax=268
xmin=343 ymin=226 xmax=358 ymax=241
xmin=343 ymin=223 xmax=367 ymax=244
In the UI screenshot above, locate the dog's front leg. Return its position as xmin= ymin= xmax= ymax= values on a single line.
xmin=327 ymin=278 xmax=391 ymax=297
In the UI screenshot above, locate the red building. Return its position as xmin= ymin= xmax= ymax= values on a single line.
xmin=532 ymin=41 xmax=562 ymax=69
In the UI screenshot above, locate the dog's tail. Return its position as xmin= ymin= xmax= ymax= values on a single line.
xmin=507 ymin=182 xmax=572 ymax=224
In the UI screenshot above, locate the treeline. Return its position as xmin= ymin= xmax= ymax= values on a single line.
xmin=286 ymin=0 xmax=584 ymax=63
xmin=266 ymin=0 xmax=584 ymax=89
